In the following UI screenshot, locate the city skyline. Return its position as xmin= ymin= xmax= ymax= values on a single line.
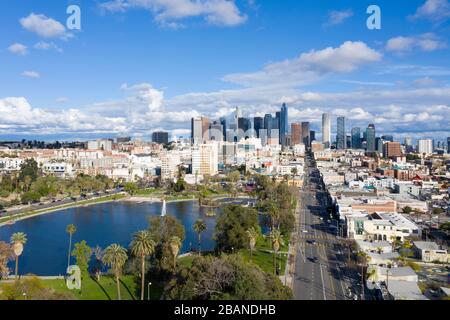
xmin=1 ymin=1 xmax=450 ymax=142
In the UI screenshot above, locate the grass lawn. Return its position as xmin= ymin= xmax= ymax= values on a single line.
xmin=240 ymin=249 xmax=287 ymax=275
xmin=42 ymin=275 xmax=138 ymax=300
xmin=178 ymin=255 xmax=196 ymax=269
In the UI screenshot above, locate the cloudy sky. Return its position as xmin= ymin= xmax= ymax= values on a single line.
xmin=1 ymin=0 xmax=449 ymax=142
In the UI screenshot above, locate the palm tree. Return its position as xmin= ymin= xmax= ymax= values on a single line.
xmin=130 ymin=230 xmax=155 ymax=300
xmin=102 ymin=244 xmax=128 ymax=300
xmin=66 ymin=224 xmax=77 ymax=268
xmin=269 ymin=229 xmax=284 ymax=275
xmin=356 ymin=251 xmax=371 ymax=300
xmin=193 ymin=220 xmax=207 ymax=255
xmin=169 ymin=236 xmax=182 ymax=273
xmin=246 ymin=227 xmax=259 ymax=262
xmin=10 ymin=232 xmax=27 ymax=280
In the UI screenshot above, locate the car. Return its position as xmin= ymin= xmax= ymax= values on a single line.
xmin=302 ymin=229 xmax=309 ymax=233
xmin=307 ymin=240 xmax=317 ymax=245
xmin=309 ymin=257 xmax=319 ymax=263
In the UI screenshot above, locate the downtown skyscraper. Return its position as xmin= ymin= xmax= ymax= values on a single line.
xmin=336 ymin=116 xmax=346 ymax=149
xmin=322 ymin=113 xmax=331 ymax=148
xmin=366 ymin=124 xmax=376 ymax=152
xmin=280 ymin=103 xmax=289 ymax=146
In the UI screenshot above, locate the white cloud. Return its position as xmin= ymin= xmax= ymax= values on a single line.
xmin=7 ymin=43 xmax=28 ymax=55
xmin=99 ymin=0 xmax=247 ymax=27
xmin=410 ymin=0 xmax=450 ymax=23
xmin=34 ymin=41 xmax=63 ymax=53
xmin=2 ymin=83 xmax=450 ymax=139
xmin=21 ymin=71 xmax=41 ymax=79
xmin=324 ymin=9 xmax=353 ymax=26
xmin=20 ymin=13 xmax=71 ymax=39
xmin=223 ymin=41 xmax=382 ymax=87
xmin=386 ymin=33 xmax=446 ymax=53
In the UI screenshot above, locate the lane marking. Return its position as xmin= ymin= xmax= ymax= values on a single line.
xmin=319 ymin=264 xmax=326 ymax=301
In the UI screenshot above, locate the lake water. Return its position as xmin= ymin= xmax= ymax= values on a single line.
xmin=0 ymin=200 xmax=218 ymax=276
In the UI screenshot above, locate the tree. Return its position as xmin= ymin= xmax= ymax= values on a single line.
xmin=215 ymin=205 xmax=259 ymax=252
xmin=0 ymin=241 xmax=13 ymax=279
xmin=148 ymin=215 xmax=185 ymax=273
xmin=269 ymin=229 xmax=284 ymax=275
xmin=123 ymin=182 xmax=138 ymax=195
xmin=130 ymin=230 xmax=155 ymax=300
xmin=163 ymin=254 xmax=292 ymax=300
xmin=18 ymin=159 xmax=39 ymax=184
xmin=66 ymin=224 xmax=77 ymax=269
xmin=102 ymin=244 xmax=128 ymax=300
xmin=402 ymin=206 xmax=413 ymax=214
xmin=169 ymin=236 xmax=182 ymax=272
xmin=356 ymin=251 xmax=371 ymax=300
xmin=71 ymin=241 xmax=92 ymax=281
xmin=193 ymin=219 xmax=207 ymax=255
xmin=172 ymin=177 xmax=186 ymax=193
xmin=246 ymin=227 xmax=259 ymax=262
xmin=92 ymin=246 xmax=104 ymax=282
xmin=10 ymin=232 xmax=27 ymax=280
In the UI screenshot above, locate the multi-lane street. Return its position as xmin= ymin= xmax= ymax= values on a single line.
xmin=293 ymin=153 xmax=358 ymax=300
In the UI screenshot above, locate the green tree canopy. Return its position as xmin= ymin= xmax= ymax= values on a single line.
xmin=163 ymin=254 xmax=292 ymax=300
xmin=71 ymin=240 xmax=92 ymax=277
xmin=215 ymin=205 xmax=259 ymax=252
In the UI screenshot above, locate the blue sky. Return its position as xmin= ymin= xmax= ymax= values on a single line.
xmin=1 ymin=0 xmax=449 ymax=141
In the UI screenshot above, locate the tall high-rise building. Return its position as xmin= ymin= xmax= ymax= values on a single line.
xmin=291 ymin=123 xmax=302 ymax=146
xmin=351 ymin=127 xmax=361 ymax=149
xmin=447 ymin=137 xmax=450 ymax=154
xmin=191 ymin=116 xmax=210 ymax=144
xmin=404 ymin=137 xmax=412 ymax=146
xmin=301 ymin=122 xmax=310 ymax=147
xmin=322 ymin=113 xmax=331 ymax=148
xmin=366 ymin=124 xmax=376 ymax=152
xmin=254 ymin=117 xmax=264 ymax=138
xmin=376 ymin=137 xmax=384 ymax=155
xmin=417 ymin=139 xmax=433 ymax=155
xmin=152 ymin=131 xmax=169 ymax=145
xmin=280 ymin=103 xmax=289 ymax=146
xmin=220 ymin=117 xmax=227 ymax=141
xmin=192 ymin=143 xmax=219 ymax=176
xmin=191 ymin=117 xmax=203 ymax=145
xmin=310 ymin=131 xmax=316 ymax=143
xmin=209 ymin=121 xmax=224 ymax=141
xmin=336 ymin=116 xmax=346 ymax=149
xmin=264 ymin=114 xmax=272 ymax=136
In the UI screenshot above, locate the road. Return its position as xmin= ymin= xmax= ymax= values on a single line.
xmin=293 ymin=153 xmax=357 ymax=300
xmin=0 ymin=189 xmax=123 ymax=219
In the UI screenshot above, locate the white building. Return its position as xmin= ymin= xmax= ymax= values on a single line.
xmin=0 ymin=157 xmax=24 ymax=171
xmin=417 ymin=139 xmax=433 ymax=155
xmin=192 ymin=143 xmax=219 ymax=176
xmin=88 ymin=139 xmax=113 ymax=152
xmin=43 ymin=162 xmax=75 ymax=178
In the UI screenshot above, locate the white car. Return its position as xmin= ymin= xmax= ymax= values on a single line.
xmin=302 ymin=229 xmax=309 ymax=233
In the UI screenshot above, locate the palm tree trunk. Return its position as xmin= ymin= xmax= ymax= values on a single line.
xmin=198 ymin=234 xmax=201 ymax=255
xmin=15 ymin=256 xmax=19 ymax=280
xmin=250 ymin=248 xmax=253 ymax=262
xmin=67 ymin=233 xmax=72 ymax=268
xmin=116 ymin=274 xmax=121 ymax=300
xmin=141 ymin=255 xmax=145 ymax=301
xmin=273 ymin=252 xmax=277 ymax=275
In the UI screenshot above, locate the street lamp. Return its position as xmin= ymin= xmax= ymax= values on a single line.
xmin=147 ymin=282 xmax=152 ymax=301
